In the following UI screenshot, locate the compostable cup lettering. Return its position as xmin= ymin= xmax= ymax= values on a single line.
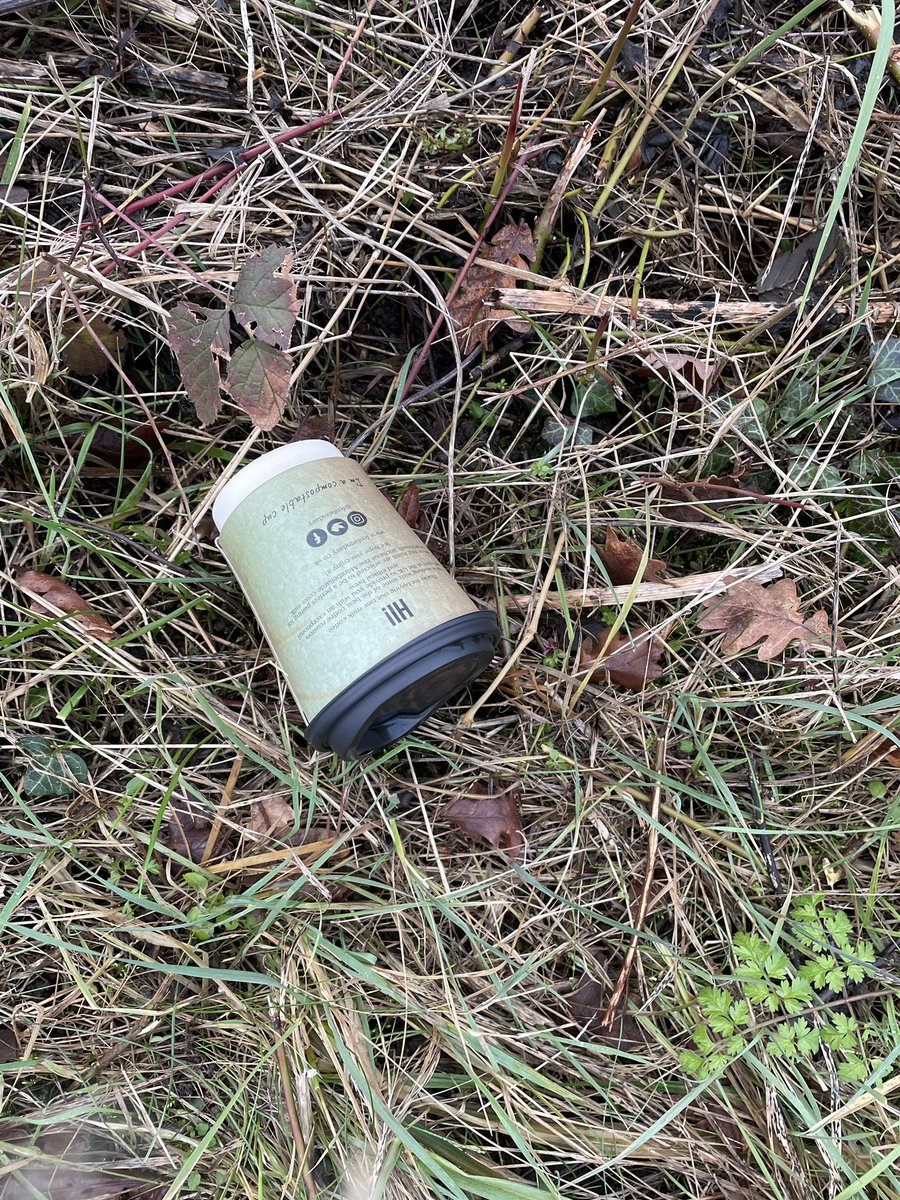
xmin=212 ymin=440 xmax=499 ymax=758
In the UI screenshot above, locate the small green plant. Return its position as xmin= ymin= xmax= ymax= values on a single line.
xmin=680 ymin=898 xmax=879 ymax=1081
xmin=419 ymin=123 xmax=474 ymax=155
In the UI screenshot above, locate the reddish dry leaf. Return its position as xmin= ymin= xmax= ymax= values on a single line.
xmin=660 ymin=475 xmax=770 ymax=524
xmin=165 ymin=798 xmax=230 ymax=865
xmin=61 ymin=316 xmax=125 ymax=376
xmin=443 ymin=780 xmax=524 ymax=858
xmin=579 ymin=627 xmax=664 ymax=691
xmin=291 ymin=410 xmax=334 ymax=443
xmin=449 ymin=220 xmax=536 ymax=352
xmin=598 ymin=526 xmax=667 ymax=586
xmin=397 ymin=483 xmax=421 ymax=528
xmin=167 ymin=304 xmax=230 ymax=426
xmin=17 ymin=569 xmax=115 ymax=642
xmin=232 ymin=246 xmax=300 ymax=350
xmin=224 ymin=339 xmax=291 ymax=430
xmin=568 ymin=977 xmax=646 ymax=1048
xmin=698 ymin=577 xmax=838 ymax=662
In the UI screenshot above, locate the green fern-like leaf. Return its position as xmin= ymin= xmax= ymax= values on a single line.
xmin=679 ymin=1050 xmax=707 ymax=1077
xmin=794 ymin=1019 xmax=821 ymax=1056
xmin=768 ymin=1022 xmax=797 ymax=1058
xmin=821 ymin=1013 xmax=858 ymax=1053
xmin=777 ymin=977 xmax=815 ymax=1014
xmin=838 ymin=1053 xmax=868 ymax=1083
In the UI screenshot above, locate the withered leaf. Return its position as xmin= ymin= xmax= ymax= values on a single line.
xmin=165 ymin=798 xmax=229 ymax=865
xmin=449 ymin=220 xmax=536 ymax=352
xmin=245 ymin=796 xmax=295 ymax=841
xmin=85 ymin=419 xmax=171 ymax=472
xmin=397 ymin=483 xmax=421 ymax=528
xmin=757 ymin=227 xmax=840 ymax=302
xmin=643 ymin=350 xmax=716 ymax=392
xmin=660 ymin=475 xmax=770 ymax=524
xmin=61 ymin=316 xmax=124 ymax=376
xmin=698 ymin=577 xmax=838 ymax=662
xmin=579 ymin=627 xmax=664 ymax=691
xmin=17 ymin=569 xmax=115 ymax=643
xmin=291 ymin=410 xmax=334 ymax=443
xmin=225 ymin=339 xmax=291 ymax=430
xmin=598 ymin=526 xmax=667 ymax=586
xmin=443 ymin=780 xmax=524 ymax=858
xmin=568 ymin=977 xmax=647 ymax=1049
xmin=232 ymin=246 xmax=300 ymax=350
xmin=167 ymin=303 xmax=230 ymax=426
xmin=0 ymin=183 xmax=29 ymax=207
xmin=0 ymin=1024 xmax=17 ymax=1063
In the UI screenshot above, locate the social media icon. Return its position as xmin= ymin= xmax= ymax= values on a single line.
xmin=306 ymin=528 xmax=327 ymax=548
xmin=347 ymin=510 xmax=367 ymax=527
xmin=327 ymin=517 xmax=348 ymax=537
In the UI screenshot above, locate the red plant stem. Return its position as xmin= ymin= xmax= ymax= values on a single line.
xmin=119 ymin=108 xmax=341 ymax=220
xmin=395 ymin=139 xmax=543 ymax=409
xmin=90 ymin=188 xmax=226 ymax=297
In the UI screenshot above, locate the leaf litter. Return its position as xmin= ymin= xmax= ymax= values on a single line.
xmin=579 ymin=627 xmax=666 ymax=692
xmin=443 ymin=780 xmax=525 ymax=858
xmin=698 ymin=577 xmax=840 ymax=661
xmin=17 ymin=569 xmax=116 ymax=642
xmin=449 ymin=220 xmax=536 ymax=352
xmin=597 ymin=526 xmax=667 ymax=586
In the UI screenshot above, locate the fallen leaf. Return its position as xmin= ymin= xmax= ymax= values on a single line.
xmin=643 ymin=350 xmax=716 ymax=392
xmin=579 ymin=627 xmax=664 ymax=691
xmin=0 ymin=183 xmax=29 ymax=206
xmin=61 ymin=316 xmax=124 ymax=376
xmin=757 ymin=227 xmax=840 ymax=302
xmin=232 ymin=245 xmax=300 ymax=350
xmin=0 ymin=1025 xmax=17 ymax=1063
xmin=167 ymin=304 xmax=230 ymax=426
xmin=598 ymin=527 xmax=667 ymax=586
xmin=85 ymin=420 xmax=172 ymax=472
xmin=246 ymin=796 xmax=295 ymax=840
xmin=397 ymin=483 xmax=421 ymax=528
xmin=660 ymin=475 xmax=770 ymax=524
xmin=225 ymin=339 xmax=291 ymax=430
xmin=20 ymin=736 xmax=89 ymax=798
xmin=697 ymin=577 xmax=838 ymax=661
xmin=1 ymin=1126 xmax=159 ymax=1200
xmin=568 ymin=977 xmax=646 ymax=1048
xmin=17 ymin=569 xmax=115 ymax=642
xmin=165 ymin=798 xmax=228 ymax=865
xmin=443 ymin=780 xmax=524 ymax=858
xmin=291 ymin=410 xmax=334 ymax=442
xmin=449 ymin=220 xmax=536 ymax=352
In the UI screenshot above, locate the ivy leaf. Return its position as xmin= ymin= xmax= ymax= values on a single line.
xmin=232 ymin=246 xmax=300 ymax=350
xmin=167 ymin=303 xmax=231 ymax=426
xmin=225 ymin=339 xmax=292 ymax=430
xmin=21 ymin=738 xmax=89 ymax=798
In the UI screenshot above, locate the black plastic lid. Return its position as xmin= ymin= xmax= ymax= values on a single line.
xmin=304 ymin=610 xmax=499 ymax=759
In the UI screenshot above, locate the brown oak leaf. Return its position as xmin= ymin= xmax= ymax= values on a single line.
xmin=17 ymin=569 xmax=115 ymax=642
xmin=449 ymin=220 xmax=536 ymax=352
xmin=245 ymin=796 xmax=295 ymax=840
xmin=598 ymin=526 xmax=667 ymax=586
xmin=698 ymin=577 xmax=838 ymax=662
xmin=443 ymin=780 xmax=524 ymax=858
xmin=579 ymin=626 xmax=664 ymax=691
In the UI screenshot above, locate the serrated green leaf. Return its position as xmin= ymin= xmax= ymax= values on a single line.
xmin=232 ymin=246 xmax=300 ymax=350
xmin=744 ymin=980 xmax=772 ymax=1006
xmin=729 ymin=999 xmax=750 ymax=1027
xmin=825 ymin=964 xmax=845 ymax=992
xmin=838 ymin=1054 xmax=868 ymax=1083
xmin=679 ymin=1050 xmax=707 ymax=1077
xmin=224 ymin=339 xmax=292 ymax=431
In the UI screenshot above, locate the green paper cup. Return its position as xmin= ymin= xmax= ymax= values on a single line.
xmin=213 ymin=441 xmax=499 ymax=758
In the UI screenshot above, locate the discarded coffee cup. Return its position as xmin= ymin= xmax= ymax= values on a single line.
xmin=213 ymin=440 xmax=499 ymax=758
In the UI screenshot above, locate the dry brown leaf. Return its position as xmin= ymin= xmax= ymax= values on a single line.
xmin=449 ymin=220 xmax=536 ymax=352
xmin=579 ymin=627 xmax=665 ymax=691
xmin=17 ymin=569 xmax=116 ymax=642
xmin=643 ymin=350 xmax=716 ymax=392
xmin=660 ymin=475 xmax=770 ymax=524
xmin=397 ymin=483 xmax=421 ymax=528
xmin=568 ymin=978 xmax=646 ymax=1048
xmin=61 ymin=316 xmax=125 ymax=376
xmin=0 ymin=1024 xmax=17 ymax=1063
xmin=85 ymin=420 xmax=172 ymax=473
xmin=291 ymin=410 xmax=334 ymax=443
xmin=598 ymin=526 xmax=667 ymax=586
xmin=697 ymin=577 xmax=838 ymax=662
xmin=245 ymin=796 xmax=295 ymax=840
xmin=443 ymin=780 xmax=524 ymax=858
xmin=164 ymin=798 xmax=231 ymax=866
